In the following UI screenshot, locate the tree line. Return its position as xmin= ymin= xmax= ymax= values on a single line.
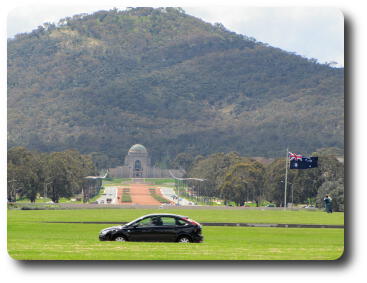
xmin=7 ymin=147 xmax=99 ymax=203
xmin=8 ymin=145 xmax=344 ymax=211
xmin=174 ymin=148 xmax=344 ymax=211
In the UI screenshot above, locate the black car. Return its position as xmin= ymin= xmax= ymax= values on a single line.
xmin=99 ymin=213 xmax=203 ymax=243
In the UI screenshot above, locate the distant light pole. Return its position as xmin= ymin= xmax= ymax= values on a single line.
xmin=284 ymin=148 xmax=289 ymax=210
xmin=84 ymin=171 xmax=108 ymax=203
xmin=177 ymin=179 xmax=181 ymax=206
xmin=43 ymin=176 xmax=54 ymax=199
xmin=169 ymin=170 xmax=206 ymax=206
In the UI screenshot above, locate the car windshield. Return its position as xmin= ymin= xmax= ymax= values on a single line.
xmin=126 ymin=216 xmax=160 ymax=227
xmin=125 ymin=217 xmax=143 ymax=227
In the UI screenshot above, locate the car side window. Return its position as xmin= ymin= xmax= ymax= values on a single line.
xmin=135 ymin=217 xmax=154 ymax=227
xmin=151 ymin=216 xmax=163 ymax=226
xmin=160 ymin=217 xmax=176 ymax=226
xmin=176 ymin=218 xmax=189 ymax=226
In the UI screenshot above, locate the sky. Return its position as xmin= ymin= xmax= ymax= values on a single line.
xmin=6 ymin=5 xmax=344 ymax=67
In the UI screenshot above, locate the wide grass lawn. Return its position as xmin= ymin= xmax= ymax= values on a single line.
xmin=146 ymin=178 xmax=175 ymax=185
xmin=102 ymin=178 xmax=132 ymax=186
xmin=15 ymin=197 xmax=84 ymax=204
xmin=102 ymin=178 xmax=175 ymax=187
xmin=7 ymin=209 xmax=344 ymax=260
xmin=8 ymin=208 xmax=344 ymax=225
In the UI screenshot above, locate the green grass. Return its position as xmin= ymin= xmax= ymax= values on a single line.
xmin=88 ymin=188 xmax=105 ymax=203
xmin=7 ymin=208 xmax=344 ymax=260
xmin=7 ymin=208 xmax=344 ymax=225
xmin=175 ymin=190 xmax=223 ymax=206
xmin=120 ymin=188 xmax=132 ymax=202
xmin=15 ymin=197 xmax=84 ymax=204
xmin=145 ymin=178 xmax=175 ymax=185
xmin=16 ymin=191 xmax=105 ymax=204
xmin=102 ymin=178 xmax=131 ymax=186
xmin=149 ymin=188 xmax=171 ymax=204
xmin=121 ymin=192 xmax=132 ymax=202
xmin=15 ymin=197 xmax=51 ymax=203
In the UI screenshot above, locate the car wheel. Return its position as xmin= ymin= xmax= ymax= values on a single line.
xmin=177 ymin=236 xmax=192 ymax=243
xmin=113 ymin=235 xmax=127 ymax=242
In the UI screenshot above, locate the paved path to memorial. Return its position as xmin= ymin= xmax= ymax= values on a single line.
xmin=117 ymin=184 xmax=166 ymax=205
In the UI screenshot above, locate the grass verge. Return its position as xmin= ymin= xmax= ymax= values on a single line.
xmin=121 ymin=188 xmax=132 ymax=202
xmin=149 ymin=188 xmax=170 ymax=204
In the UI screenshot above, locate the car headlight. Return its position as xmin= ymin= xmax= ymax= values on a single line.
xmin=100 ymin=229 xmax=117 ymax=235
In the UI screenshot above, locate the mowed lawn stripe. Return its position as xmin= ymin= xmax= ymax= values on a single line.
xmin=8 ymin=208 xmax=344 ymax=225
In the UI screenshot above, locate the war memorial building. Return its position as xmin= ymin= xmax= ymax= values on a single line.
xmin=108 ymin=144 xmax=183 ymax=178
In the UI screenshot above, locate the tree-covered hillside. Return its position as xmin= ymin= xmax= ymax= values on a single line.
xmin=7 ymin=7 xmax=344 ymax=165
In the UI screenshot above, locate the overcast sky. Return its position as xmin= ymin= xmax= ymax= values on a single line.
xmin=7 ymin=5 xmax=344 ymax=67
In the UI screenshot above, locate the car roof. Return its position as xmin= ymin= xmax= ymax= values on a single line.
xmin=141 ymin=213 xmax=187 ymax=218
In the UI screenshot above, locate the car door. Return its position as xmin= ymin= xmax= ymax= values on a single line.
xmin=128 ymin=216 xmax=156 ymax=241
xmin=151 ymin=216 xmax=178 ymax=242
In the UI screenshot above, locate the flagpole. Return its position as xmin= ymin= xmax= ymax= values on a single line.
xmin=284 ymin=147 xmax=288 ymax=210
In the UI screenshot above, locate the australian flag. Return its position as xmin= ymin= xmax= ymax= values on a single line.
xmin=289 ymin=152 xmax=318 ymax=169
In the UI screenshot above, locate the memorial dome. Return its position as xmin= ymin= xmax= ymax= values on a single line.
xmin=128 ymin=144 xmax=148 ymax=154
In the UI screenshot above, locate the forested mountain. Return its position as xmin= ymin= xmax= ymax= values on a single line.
xmin=7 ymin=7 xmax=344 ymax=166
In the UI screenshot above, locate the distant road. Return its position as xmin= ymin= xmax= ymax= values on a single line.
xmin=96 ymin=186 xmax=118 ymax=204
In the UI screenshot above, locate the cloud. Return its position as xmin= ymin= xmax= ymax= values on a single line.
xmin=185 ymin=7 xmax=344 ymax=66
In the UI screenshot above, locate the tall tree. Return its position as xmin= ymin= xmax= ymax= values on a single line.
xmin=188 ymin=152 xmax=246 ymax=197
xmin=45 ymin=150 xmax=96 ymax=203
xmin=172 ymin=152 xmax=194 ymax=172
xmin=220 ymin=161 xmax=265 ymax=205
xmin=7 ymin=147 xmax=97 ymax=203
xmin=7 ymin=147 xmax=42 ymax=202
